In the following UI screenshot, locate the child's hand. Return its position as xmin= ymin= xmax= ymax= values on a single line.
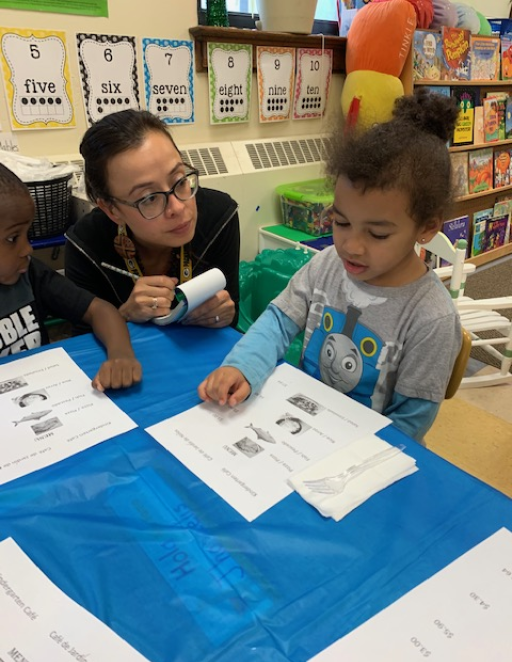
xmin=92 ymin=357 xmax=142 ymax=392
xmin=198 ymin=367 xmax=250 ymax=406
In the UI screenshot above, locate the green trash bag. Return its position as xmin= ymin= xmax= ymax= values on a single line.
xmin=237 ymin=248 xmax=313 ymax=367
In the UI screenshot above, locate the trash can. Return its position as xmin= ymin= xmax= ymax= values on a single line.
xmin=237 ymin=248 xmax=313 ymax=366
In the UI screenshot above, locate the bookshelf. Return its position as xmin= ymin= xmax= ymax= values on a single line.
xmin=403 ymin=46 xmax=512 ymax=268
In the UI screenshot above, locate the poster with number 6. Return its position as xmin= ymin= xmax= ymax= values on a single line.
xmin=76 ymin=33 xmax=140 ymax=126
xmin=0 ymin=27 xmax=75 ymax=129
xmin=208 ymin=42 xmax=252 ymax=125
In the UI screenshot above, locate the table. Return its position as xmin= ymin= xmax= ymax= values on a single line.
xmin=1 ymin=323 xmax=511 ymax=662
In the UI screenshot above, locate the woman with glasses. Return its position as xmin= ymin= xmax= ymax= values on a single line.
xmin=65 ymin=109 xmax=240 ymax=327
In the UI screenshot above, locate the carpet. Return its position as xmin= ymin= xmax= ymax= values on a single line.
xmin=460 ymin=258 xmax=512 ymax=369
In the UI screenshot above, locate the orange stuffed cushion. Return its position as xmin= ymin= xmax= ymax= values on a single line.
xmin=346 ymin=0 xmax=417 ymax=77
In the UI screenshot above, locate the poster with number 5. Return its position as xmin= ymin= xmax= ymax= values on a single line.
xmin=0 ymin=27 xmax=75 ymax=129
xmin=76 ymin=33 xmax=140 ymax=126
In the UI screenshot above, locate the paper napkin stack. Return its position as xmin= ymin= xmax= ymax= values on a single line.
xmin=288 ymin=435 xmax=417 ymax=522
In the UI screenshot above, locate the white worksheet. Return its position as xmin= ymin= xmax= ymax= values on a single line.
xmin=0 ymin=537 xmax=149 ymax=661
xmin=309 ymin=527 xmax=512 ymax=661
xmin=0 ymin=347 xmax=136 ymax=485
xmin=146 ymin=363 xmax=389 ymax=521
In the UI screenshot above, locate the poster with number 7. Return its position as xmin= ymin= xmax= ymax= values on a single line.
xmin=76 ymin=33 xmax=140 ymax=126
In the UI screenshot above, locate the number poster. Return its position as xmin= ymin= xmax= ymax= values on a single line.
xmin=142 ymin=38 xmax=194 ymax=125
xmin=256 ymin=46 xmax=295 ymax=123
xmin=0 ymin=27 xmax=75 ymax=129
xmin=76 ymin=32 xmax=140 ymax=125
xmin=293 ymin=48 xmax=333 ymax=120
xmin=208 ymin=42 xmax=252 ymax=125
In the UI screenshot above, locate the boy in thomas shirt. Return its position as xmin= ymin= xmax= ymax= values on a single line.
xmin=0 ymin=163 xmax=141 ymax=391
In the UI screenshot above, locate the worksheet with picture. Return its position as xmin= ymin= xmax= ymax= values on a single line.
xmin=0 ymin=347 xmax=136 ymax=485
xmin=146 ymin=363 xmax=390 ymax=521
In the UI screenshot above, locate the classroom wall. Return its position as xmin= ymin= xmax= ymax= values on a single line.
xmin=0 ymin=1 xmax=344 ymax=159
xmin=467 ymin=0 xmax=509 ymax=17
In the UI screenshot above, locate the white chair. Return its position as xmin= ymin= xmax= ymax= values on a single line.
xmin=422 ymin=232 xmax=512 ymax=388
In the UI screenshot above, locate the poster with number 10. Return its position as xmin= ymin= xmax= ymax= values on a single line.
xmin=293 ymin=48 xmax=333 ymax=120
xmin=76 ymin=33 xmax=140 ymax=126
xmin=208 ymin=42 xmax=252 ymax=125
xmin=0 ymin=27 xmax=75 ymax=129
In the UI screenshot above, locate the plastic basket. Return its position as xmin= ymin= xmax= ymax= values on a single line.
xmin=26 ymin=173 xmax=72 ymax=240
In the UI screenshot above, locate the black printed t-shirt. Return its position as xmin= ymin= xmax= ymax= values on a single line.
xmin=0 ymin=258 xmax=94 ymax=357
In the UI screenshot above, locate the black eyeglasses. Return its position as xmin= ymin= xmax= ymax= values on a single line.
xmin=111 ymin=168 xmax=199 ymax=220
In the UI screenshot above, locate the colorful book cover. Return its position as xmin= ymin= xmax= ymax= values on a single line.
xmin=486 ymin=92 xmax=509 ymax=139
xmin=450 ymin=152 xmax=469 ymax=197
xmin=501 ymin=33 xmax=512 ymax=79
xmin=483 ymin=97 xmax=500 ymax=142
xmin=441 ymin=27 xmax=471 ymax=81
xmin=474 ymin=105 xmax=484 ymax=144
xmin=494 ymin=148 xmax=512 ymax=188
xmin=451 ymin=87 xmax=479 ymax=145
xmin=485 ymin=214 xmax=509 ymax=251
xmin=413 ymin=30 xmax=443 ymax=81
xmin=468 ymin=147 xmax=493 ymax=193
xmin=493 ymin=199 xmax=512 ymax=242
xmin=470 ymin=35 xmax=500 ymax=80
xmin=471 ymin=208 xmax=492 ymax=256
xmin=441 ymin=215 xmax=470 ymax=265
xmin=506 ymin=96 xmax=512 ymax=138
xmin=423 ymin=85 xmax=450 ymax=98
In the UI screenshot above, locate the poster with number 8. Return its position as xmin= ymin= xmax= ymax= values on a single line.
xmin=76 ymin=33 xmax=140 ymax=126
xmin=293 ymin=48 xmax=333 ymax=120
xmin=208 ymin=42 xmax=252 ymax=125
xmin=0 ymin=27 xmax=75 ymax=129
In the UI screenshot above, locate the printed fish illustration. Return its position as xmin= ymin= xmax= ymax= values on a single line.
xmin=13 ymin=410 xmax=52 ymax=427
xmin=245 ymin=423 xmax=276 ymax=444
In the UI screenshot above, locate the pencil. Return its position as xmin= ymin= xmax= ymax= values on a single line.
xmin=101 ymin=262 xmax=140 ymax=280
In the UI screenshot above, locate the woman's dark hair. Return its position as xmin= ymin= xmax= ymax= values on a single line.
xmin=326 ymin=88 xmax=460 ymax=225
xmin=79 ymin=109 xmax=179 ymax=202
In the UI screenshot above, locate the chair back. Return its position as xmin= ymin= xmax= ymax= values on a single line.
xmin=421 ymin=233 xmax=469 ymax=301
xmin=445 ymin=328 xmax=472 ymax=399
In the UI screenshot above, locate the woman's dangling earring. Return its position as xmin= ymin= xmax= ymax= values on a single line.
xmin=113 ymin=225 xmax=137 ymax=260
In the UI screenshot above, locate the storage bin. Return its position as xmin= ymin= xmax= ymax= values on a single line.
xmin=275 ymin=178 xmax=334 ymax=236
xmin=26 ymin=173 xmax=72 ymax=240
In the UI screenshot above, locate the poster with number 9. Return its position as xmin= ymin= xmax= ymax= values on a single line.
xmin=76 ymin=33 xmax=140 ymax=126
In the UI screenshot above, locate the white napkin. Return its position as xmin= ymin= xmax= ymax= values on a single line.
xmin=288 ymin=435 xmax=418 ymax=522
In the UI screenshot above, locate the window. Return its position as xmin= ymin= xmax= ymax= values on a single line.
xmin=197 ymin=0 xmax=339 ymax=34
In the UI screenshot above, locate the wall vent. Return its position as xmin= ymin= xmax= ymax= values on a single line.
xmin=180 ymin=141 xmax=241 ymax=177
xmin=232 ymin=135 xmax=328 ymax=173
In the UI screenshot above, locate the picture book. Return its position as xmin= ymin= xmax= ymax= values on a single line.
xmin=493 ymin=199 xmax=512 ymax=242
xmin=422 ymin=85 xmax=450 ymax=98
xmin=440 ymin=215 xmax=470 ymax=265
xmin=506 ymin=96 xmax=512 ymax=138
xmin=468 ymin=148 xmax=493 ymax=193
xmin=501 ymin=33 xmax=512 ymax=79
xmin=413 ymin=30 xmax=443 ymax=81
xmin=441 ymin=27 xmax=471 ymax=81
xmin=451 ymin=87 xmax=479 ymax=145
xmin=486 ymin=92 xmax=508 ymax=140
xmin=474 ymin=105 xmax=484 ymax=144
xmin=450 ymin=152 xmax=468 ymax=197
xmin=485 ymin=214 xmax=509 ymax=251
xmin=470 ymin=35 xmax=500 ymax=80
xmin=494 ymin=148 xmax=512 ymax=188
xmin=483 ymin=97 xmax=500 ymax=142
xmin=471 ymin=208 xmax=492 ymax=257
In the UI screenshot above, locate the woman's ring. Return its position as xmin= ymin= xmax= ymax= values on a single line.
xmin=151 ymin=297 xmax=158 ymax=310
xmin=215 ymin=315 xmax=220 ymax=323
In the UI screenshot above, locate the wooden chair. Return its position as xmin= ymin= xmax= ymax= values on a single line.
xmin=422 ymin=232 xmax=512 ymax=388
xmin=445 ymin=328 xmax=472 ymax=398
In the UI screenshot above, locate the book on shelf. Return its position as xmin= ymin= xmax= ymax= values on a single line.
xmin=471 ymin=208 xmax=493 ymax=257
xmin=501 ymin=33 xmax=512 ymax=79
xmin=450 ymin=152 xmax=468 ymax=197
xmin=483 ymin=97 xmax=500 ymax=142
xmin=440 ymin=215 xmax=470 ymax=266
xmin=470 ymin=34 xmax=500 ymax=80
xmin=468 ymin=147 xmax=493 ymax=193
xmin=451 ymin=87 xmax=479 ymax=145
xmin=413 ymin=29 xmax=443 ymax=81
xmin=441 ymin=27 xmax=471 ymax=81
xmin=493 ymin=199 xmax=512 ymax=243
xmin=422 ymin=85 xmax=450 ymax=98
xmin=494 ymin=147 xmax=512 ymax=188
xmin=485 ymin=92 xmax=509 ymax=140
xmin=474 ymin=105 xmax=484 ymax=144
xmin=485 ymin=214 xmax=509 ymax=251
xmin=506 ymin=96 xmax=512 ymax=138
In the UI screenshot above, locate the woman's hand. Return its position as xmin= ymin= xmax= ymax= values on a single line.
xmin=92 ymin=356 xmax=142 ymax=392
xmin=182 ymin=290 xmax=235 ymax=328
xmin=119 ymin=275 xmax=179 ymax=323
xmin=198 ymin=366 xmax=251 ymax=406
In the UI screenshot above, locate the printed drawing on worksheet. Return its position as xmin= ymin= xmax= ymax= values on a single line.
xmin=0 ymin=27 xmax=75 ymax=129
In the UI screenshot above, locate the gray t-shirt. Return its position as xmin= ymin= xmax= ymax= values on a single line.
xmin=272 ymin=246 xmax=462 ymax=411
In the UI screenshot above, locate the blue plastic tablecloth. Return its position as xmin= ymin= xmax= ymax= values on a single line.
xmin=0 ymin=324 xmax=511 ymax=661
